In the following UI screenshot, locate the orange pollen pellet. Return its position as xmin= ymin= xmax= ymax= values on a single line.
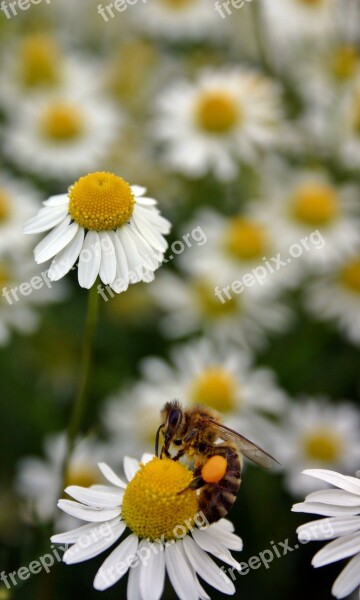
xmin=201 ymin=455 xmax=227 ymax=483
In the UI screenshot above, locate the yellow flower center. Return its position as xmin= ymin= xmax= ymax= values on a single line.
xmin=331 ymin=46 xmax=359 ymax=81
xmin=339 ymin=257 xmax=360 ymax=294
xmin=194 ymin=280 xmax=239 ymax=319
xmin=190 ymin=368 xmax=237 ymax=412
xmin=0 ymin=190 xmax=10 ymax=224
xmin=122 ymin=457 xmax=198 ymax=541
xmin=40 ymin=103 xmax=84 ymax=142
xmin=196 ymin=91 xmax=240 ymax=134
xmin=68 ymin=172 xmax=135 ymax=231
xmin=297 ymin=0 xmax=325 ymax=6
xmin=19 ymin=34 xmax=61 ymax=89
xmin=160 ymin=0 xmax=192 ymax=8
xmin=65 ymin=464 xmax=100 ymax=489
xmin=303 ymin=429 xmax=342 ymax=463
xmin=291 ymin=182 xmax=338 ymax=226
xmin=224 ymin=217 xmax=268 ymax=261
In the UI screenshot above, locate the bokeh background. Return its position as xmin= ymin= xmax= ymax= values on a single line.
xmin=1 ymin=0 xmax=360 ymax=598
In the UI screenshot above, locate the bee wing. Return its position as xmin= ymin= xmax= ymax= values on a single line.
xmin=210 ymin=420 xmax=279 ymax=468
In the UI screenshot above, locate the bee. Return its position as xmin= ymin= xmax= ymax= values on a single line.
xmin=155 ymin=400 xmax=278 ymax=524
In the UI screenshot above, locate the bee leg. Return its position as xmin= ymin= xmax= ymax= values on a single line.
xmin=177 ymin=476 xmax=205 ymax=494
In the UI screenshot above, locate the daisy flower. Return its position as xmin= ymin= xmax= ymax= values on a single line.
xmin=255 ymin=164 xmax=360 ymax=269
xmin=0 ymin=254 xmax=65 ymax=346
xmin=23 ymin=172 xmax=171 ymax=290
xmin=180 ymin=209 xmax=302 ymax=298
xmin=305 ymin=250 xmax=360 ymax=345
xmin=0 ymin=33 xmax=101 ymax=113
xmin=292 ymin=469 xmax=360 ymax=599
xmin=16 ymin=433 xmax=107 ymax=527
xmin=130 ymin=0 xmax=223 ymax=41
xmin=261 ymin=0 xmax=337 ymax=48
xmin=0 ymin=174 xmax=40 ymax=255
xmin=272 ymin=399 xmax=360 ymax=496
xmin=51 ymin=454 xmax=242 ymax=597
xmin=103 ymin=338 xmax=288 ymax=457
xmin=154 ymin=68 xmax=282 ymax=181
xmin=4 ymin=93 xmax=120 ymax=181
xmin=150 ymin=271 xmax=293 ymax=351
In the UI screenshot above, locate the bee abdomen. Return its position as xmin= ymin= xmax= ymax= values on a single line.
xmin=199 ymin=486 xmax=239 ymax=524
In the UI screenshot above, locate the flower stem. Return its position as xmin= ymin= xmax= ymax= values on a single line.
xmin=60 ymin=283 xmax=100 ymax=492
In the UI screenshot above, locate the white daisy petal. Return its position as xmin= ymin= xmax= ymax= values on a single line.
xmin=110 ymin=231 xmax=130 ymax=293
xmin=332 ymin=553 xmax=360 ymax=599
xmin=140 ymin=540 xmax=165 ymax=600
xmin=165 ymin=542 xmax=199 ymax=600
xmin=64 ymin=485 xmax=123 ymax=507
xmin=23 ymin=205 xmax=69 ymax=234
xmin=131 ymin=185 xmax=147 ymax=197
xmin=302 ymin=470 xmax=360 ymax=495
xmin=127 ymin=558 xmax=142 ymax=600
xmin=292 ymin=502 xmax=360 ymax=517
xmin=51 ymin=520 xmax=119 ymax=544
xmin=123 ymin=456 xmax=140 ymax=481
xmin=305 ymin=489 xmax=360 ymax=507
xmin=297 ymin=517 xmax=360 ymax=541
xmin=99 ymin=232 xmax=117 ymax=285
xmin=78 ymin=230 xmax=101 ymax=289
xmin=94 ymin=533 xmax=139 ymax=591
xmin=191 ymin=528 xmax=241 ymax=567
xmin=57 ymin=499 xmax=120 ymax=522
xmin=182 ymin=535 xmax=235 ymax=594
xmin=132 ymin=209 xmax=168 ymax=253
xmin=312 ymin=532 xmax=360 ymax=567
xmin=48 ymin=227 xmax=85 ymax=281
xmin=63 ymin=520 xmax=126 ymax=565
xmin=117 ymin=227 xmax=146 ymax=283
xmin=140 ymin=453 xmax=154 ymax=465
xmin=34 ymin=216 xmax=77 ymax=263
xmin=205 ymin=522 xmax=243 ymax=551
xmin=98 ymin=463 xmax=127 ymax=488
xmin=43 ymin=194 xmax=69 ymax=207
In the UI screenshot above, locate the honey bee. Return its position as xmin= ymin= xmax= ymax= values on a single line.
xmin=156 ymin=400 xmax=278 ymax=524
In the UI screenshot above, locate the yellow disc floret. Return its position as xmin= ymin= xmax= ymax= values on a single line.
xmin=0 ymin=190 xmax=10 ymax=223
xmin=68 ymin=172 xmax=135 ymax=231
xmin=291 ymin=182 xmax=338 ymax=226
xmin=40 ymin=103 xmax=84 ymax=142
xmin=196 ymin=91 xmax=240 ymax=134
xmin=224 ymin=217 xmax=268 ymax=261
xmin=191 ymin=368 xmax=237 ymax=412
xmin=331 ymin=46 xmax=358 ymax=81
xmin=340 ymin=257 xmax=360 ymax=295
xmin=303 ymin=429 xmax=342 ymax=463
xmin=121 ymin=457 xmax=198 ymax=541
xmin=65 ymin=464 xmax=100 ymax=490
xmin=194 ymin=280 xmax=239 ymax=319
xmin=19 ymin=34 xmax=61 ymax=89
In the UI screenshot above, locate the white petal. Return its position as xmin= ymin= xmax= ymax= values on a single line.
xmin=52 ymin=520 xmax=120 ymax=544
xmin=117 ymin=227 xmax=145 ymax=283
xmin=205 ymin=523 xmax=243 ymax=551
xmin=302 ymin=470 xmax=360 ymax=495
xmin=57 ymin=499 xmax=120 ymax=522
xmin=110 ymin=231 xmax=129 ymax=293
xmin=292 ymin=502 xmax=360 ymax=517
xmin=165 ymin=542 xmax=199 ymax=600
xmin=99 ymin=232 xmax=117 ymax=285
xmin=63 ymin=520 xmax=126 ymax=564
xmin=127 ymin=558 xmax=142 ymax=600
xmin=98 ymin=463 xmax=127 ymax=488
xmin=23 ymin=205 xmax=69 ymax=234
xmin=34 ymin=216 xmax=78 ymax=263
xmin=191 ymin=528 xmax=241 ymax=567
xmin=140 ymin=453 xmax=154 ymax=465
xmin=332 ymin=553 xmax=360 ymax=598
xmin=131 ymin=185 xmax=147 ymax=197
xmin=312 ymin=532 xmax=360 ymax=567
xmin=48 ymin=228 xmax=84 ymax=281
xmin=136 ymin=196 xmax=157 ymax=206
xmin=140 ymin=540 xmax=165 ymax=600
xmin=182 ymin=535 xmax=235 ymax=595
xmin=126 ymin=228 xmax=161 ymax=271
xmin=43 ymin=194 xmax=69 ymax=207
xmin=123 ymin=456 xmax=140 ymax=482
xmin=305 ymin=489 xmax=360 ymax=508
xmin=215 ymin=519 xmax=235 ymax=533
xmin=78 ymin=230 xmax=101 ymax=289
xmin=297 ymin=517 xmax=360 ymax=541
xmin=64 ymin=485 xmax=123 ymax=507
xmin=132 ymin=210 xmax=168 ymax=253
xmin=94 ymin=533 xmax=139 ymax=591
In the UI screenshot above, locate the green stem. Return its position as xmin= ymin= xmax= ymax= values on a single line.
xmin=60 ymin=283 xmax=100 ymax=493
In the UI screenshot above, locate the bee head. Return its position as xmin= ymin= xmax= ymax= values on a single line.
xmin=164 ymin=400 xmax=183 ymax=442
